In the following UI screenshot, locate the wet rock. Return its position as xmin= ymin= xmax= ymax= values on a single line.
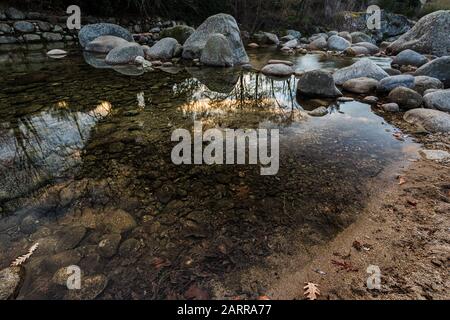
xmin=37 ymin=21 xmax=52 ymax=32
xmin=5 ymin=7 xmax=25 ymax=20
xmin=65 ymin=274 xmax=108 ymax=300
xmin=105 ymin=43 xmax=144 ymax=65
xmin=54 ymin=226 xmax=87 ymax=252
xmin=423 ymin=89 xmax=450 ymax=112
xmin=261 ymin=63 xmax=294 ymax=78
xmin=79 ymin=23 xmax=134 ymax=48
xmin=392 ymin=49 xmax=428 ymax=67
xmin=388 ymin=87 xmax=423 ymax=110
xmin=414 ymin=56 xmax=450 ymax=87
xmin=297 ymin=70 xmax=342 ymax=98
xmin=283 ymin=39 xmax=298 ymax=49
xmin=333 ymin=58 xmax=389 ymax=85
xmin=200 ymin=33 xmax=234 ymax=67
xmin=308 ymin=37 xmax=327 ymax=50
xmin=268 ymin=59 xmax=293 ymax=66
xmin=404 ymin=109 xmax=450 ymax=133
xmin=0 ymin=267 xmax=23 ymax=300
xmin=414 ymin=76 xmax=444 ymax=95
xmin=247 ymin=43 xmax=259 ymax=49
xmin=381 ymin=103 xmax=400 ymax=112
xmin=45 ymin=250 xmax=82 ymax=271
xmin=377 ymin=75 xmax=415 ymax=92
xmin=102 ymin=209 xmax=137 ymax=234
xmin=342 ymin=77 xmax=379 ymax=94
xmin=98 ymin=234 xmax=121 ymax=258
xmin=353 ymin=42 xmax=379 ymax=55
xmin=387 ymin=11 xmax=450 ymax=56
xmin=344 ymin=46 xmax=370 ymax=56
xmin=20 ymin=214 xmax=40 ymax=234
xmin=0 ymin=23 xmax=12 ymax=34
xmin=351 ymin=32 xmax=374 ymax=44
xmin=13 ymin=21 xmax=35 ymax=33
xmin=145 ymin=37 xmax=180 ymax=60
xmin=327 ymin=35 xmax=351 ymax=51
xmin=419 ymin=149 xmax=450 ymax=161
xmin=85 ymin=35 xmax=130 ymax=53
xmin=307 ymin=107 xmax=328 ymax=117
xmin=51 ymin=267 xmax=72 ymax=286
xmin=183 ymin=14 xmax=249 ymax=65
xmin=47 ymin=49 xmax=67 ymax=58
xmin=160 ymin=25 xmax=195 ymax=45
xmin=118 ymin=238 xmax=141 ymax=257
xmin=383 ymin=67 xmax=402 ymax=76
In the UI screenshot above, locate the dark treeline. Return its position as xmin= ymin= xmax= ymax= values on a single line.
xmin=6 ymin=0 xmax=428 ymax=30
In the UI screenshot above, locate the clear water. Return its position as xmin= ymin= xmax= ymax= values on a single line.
xmin=0 ymin=47 xmax=417 ymax=299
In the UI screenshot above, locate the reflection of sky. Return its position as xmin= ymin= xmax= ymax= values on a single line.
xmin=0 ymin=101 xmax=111 ymax=201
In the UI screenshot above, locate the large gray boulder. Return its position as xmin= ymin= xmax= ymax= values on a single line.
xmin=392 ymin=49 xmax=428 ymax=67
xmin=423 ymin=89 xmax=450 ymax=112
xmin=0 ymin=267 xmax=23 ymax=300
xmin=297 ymin=70 xmax=342 ymax=98
xmin=79 ymin=23 xmax=134 ymax=48
xmin=342 ymin=77 xmax=379 ymax=94
xmin=387 ymin=10 xmax=450 ymax=57
xmin=105 ymin=43 xmax=144 ymax=65
xmin=414 ymin=56 xmax=450 ymax=87
xmin=145 ymin=38 xmax=180 ymax=60
xmin=327 ymin=35 xmax=351 ymax=51
xmin=85 ymin=35 xmax=130 ymax=53
xmin=182 ymin=14 xmax=249 ymax=65
xmin=200 ymin=33 xmax=234 ymax=67
xmin=283 ymin=39 xmax=298 ymax=49
xmin=404 ymin=109 xmax=450 ymax=133
xmin=333 ymin=58 xmax=389 ymax=85
xmin=160 ymin=25 xmax=195 ymax=45
xmin=414 ymin=76 xmax=444 ymax=95
xmin=378 ymin=74 xmax=415 ymax=92
xmin=388 ymin=87 xmax=423 ymax=110
xmin=261 ymin=64 xmax=294 ymax=78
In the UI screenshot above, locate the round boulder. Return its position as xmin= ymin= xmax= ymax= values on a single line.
xmin=423 ymin=89 xmax=450 ymax=112
xmin=327 ymin=35 xmax=351 ymax=51
xmin=105 ymin=43 xmax=144 ymax=65
xmin=414 ymin=56 xmax=450 ymax=87
xmin=261 ymin=64 xmax=294 ymax=78
xmin=404 ymin=109 xmax=450 ymax=133
xmin=333 ymin=58 xmax=389 ymax=85
xmin=342 ymin=77 xmax=379 ymax=94
xmin=145 ymin=37 xmax=180 ymax=60
xmin=85 ymin=35 xmax=130 ymax=53
xmin=378 ymin=74 xmax=415 ymax=92
xmin=392 ymin=49 xmax=428 ymax=67
xmin=414 ymin=76 xmax=444 ymax=95
xmin=200 ymin=33 xmax=234 ymax=67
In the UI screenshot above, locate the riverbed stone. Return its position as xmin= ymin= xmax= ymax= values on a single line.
xmin=392 ymin=49 xmax=428 ymax=67
xmin=423 ymin=89 xmax=450 ymax=112
xmin=98 ymin=233 xmax=122 ymax=258
xmin=200 ymin=33 xmax=234 ymax=67
xmin=0 ymin=36 xmax=18 ymax=44
xmin=79 ymin=23 xmax=134 ymax=48
xmin=404 ymin=109 xmax=450 ymax=133
xmin=23 ymin=34 xmax=41 ymax=43
xmin=344 ymin=46 xmax=370 ymax=56
xmin=333 ymin=58 xmax=389 ymax=85
xmin=353 ymin=42 xmax=379 ymax=54
xmin=308 ymin=107 xmax=328 ymax=117
xmin=65 ymin=274 xmax=108 ymax=300
xmin=388 ymin=87 xmax=423 ymax=109
xmin=37 ymin=21 xmax=52 ymax=32
xmin=351 ymin=32 xmax=374 ymax=44
xmin=414 ymin=56 xmax=450 ymax=87
xmin=308 ymin=37 xmax=327 ymax=50
xmin=381 ymin=103 xmax=400 ymax=112
xmin=0 ymin=23 xmax=12 ymax=34
xmin=0 ymin=267 xmax=23 ymax=300
xmin=145 ymin=37 xmax=180 ymax=60
xmin=419 ymin=149 xmax=450 ymax=161
xmin=105 ymin=43 xmax=144 ymax=65
xmin=342 ymin=77 xmax=379 ymax=94
xmin=327 ymin=35 xmax=351 ymax=51
xmin=387 ymin=10 xmax=450 ymax=57
xmin=297 ymin=70 xmax=342 ymax=98
xmin=253 ymin=32 xmax=279 ymax=46
xmin=338 ymin=31 xmax=352 ymax=43
xmin=183 ymin=14 xmax=248 ymax=65
xmin=261 ymin=63 xmax=294 ymax=78
xmin=85 ymin=35 xmax=130 ymax=53
xmin=413 ymin=76 xmax=444 ymax=95
xmin=378 ymin=74 xmax=415 ymax=92
xmin=160 ymin=25 xmax=195 ymax=45
xmin=101 ymin=209 xmax=137 ymax=234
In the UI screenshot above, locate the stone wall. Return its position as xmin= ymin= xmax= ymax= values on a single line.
xmin=0 ymin=6 xmax=180 ymax=49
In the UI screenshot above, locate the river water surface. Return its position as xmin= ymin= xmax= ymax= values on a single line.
xmin=0 ymin=47 xmax=419 ymax=299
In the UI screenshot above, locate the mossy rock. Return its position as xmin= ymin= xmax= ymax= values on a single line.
xmin=160 ymin=25 xmax=195 ymax=45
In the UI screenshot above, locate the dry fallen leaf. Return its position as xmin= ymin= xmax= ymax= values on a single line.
xmin=257 ymin=295 xmax=271 ymax=300
xmin=304 ymin=282 xmax=320 ymax=300
xmin=10 ymin=242 xmax=39 ymax=267
xmin=398 ymin=176 xmax=407 ymax=185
